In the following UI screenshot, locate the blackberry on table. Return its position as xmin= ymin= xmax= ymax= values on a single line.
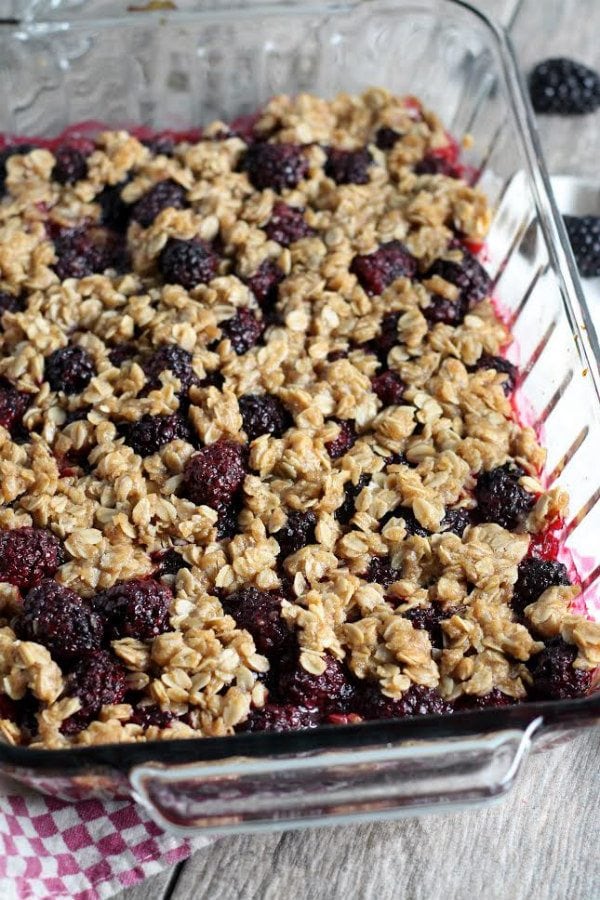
xmin=563 ymin=215 xmax=600 ymax=277
xmin=423 ymin=293 xmax=467 ymax=326
xmin=529 ymin=58 xmax=600 ymax=115
xmin=53 ymin=226 xmax=127 ymax=279
xmin=130 ymin=705 xmax=174 ymax=729
xmin=151 ymin=548 xmax=189 ymax=577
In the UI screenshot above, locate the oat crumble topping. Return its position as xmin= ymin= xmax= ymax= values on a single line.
xmin=0 ymin=88 xmax=596 ymax=748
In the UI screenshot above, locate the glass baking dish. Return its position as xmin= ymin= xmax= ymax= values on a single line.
xmin=0 ymin=0 xmax=598 ymax=835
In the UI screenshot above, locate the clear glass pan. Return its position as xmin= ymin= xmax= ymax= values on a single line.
xmin=0 ymin=0 xmax=598 ymax=834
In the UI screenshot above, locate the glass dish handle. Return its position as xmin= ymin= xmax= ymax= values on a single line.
xmin=130 ymin=719 xmax=542 ymax=835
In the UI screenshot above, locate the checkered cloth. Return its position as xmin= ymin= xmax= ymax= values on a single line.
xmin=0 ymin=775 xmax=209 ymax=899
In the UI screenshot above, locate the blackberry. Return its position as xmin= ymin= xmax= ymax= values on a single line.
xmin=151 ymin=548 xmax=189 ymax=577
xmin=563 ymin=215 xmax=600 ymax=277
xmin=108 ymin=343 xmax=136 ymax=367
xmin=239 ymin=703 xmax=320 ymax=733
xmin=96 ymin=183 xmax=130 ymax=233
xmin=53 ymin=226 xmax=127 ymax=280
xmin=130 ymin=705 xmax=174 ymax=729
xmin=512 ymin=557 xmax=571 ymax=617
xmin=473 ymin=354 xmax=518 ymax=394
xmin=375 ymin=127 xmax=401 ymax=150
xmin=18 ymin=580 xmax=104 ymax=662
xmin=221 ymin=308 xmax=265 ymax=354
xmin=245 ymin=259 xmax=284 ymax=310
xmin=243 ymin=142 xmax=308 ymax=192
xmin=143 ymin=134 xmax=176 ymax=155
xmin=0 ymin=291 xmax=25 ymax=317
xmin=425 ymin=248 xmax=491 ymax=308
xmin=371 ymin=370 xmax=405 ymax=406
xmin=440 ymin=507 xmax=472 ymax=537
xmin=403 ymin=604 xmax=458 ymax=648
xmin=61 ymin=651 xmax=127 ymax=735
xmin=45 ymin=345 xmax=95 ymax=395
xmin=265 ymin=202 xmax=314 ymax=246
xmin=51 ymin=146 xmax=88 ymax=185
xmin=121 ymin=412 xmax=193 ymax=457
xmin=414 ymin=154 xmax=459 ymax=177
xmin=239 ymin=393 xmax=292 ymax=441
xmin=380 ymin=505 xmax=430 ymax=538
xmin=325 ymin=418 xmax=356 ymax=460
xmin=528 ymin=637 xmax=591 ymax=700
xmin=278 ymin=654 xmax=356 ymax=714
xmin=226 ymin=111 xmax=262 ymax=143
xmin=143 ymin=344 xmax=199 ymax=394
xmin=275 ymin=510 xmax=317 ymax=559
xmin=455 ymin=689 xmax=516 ymax=711
xmin=0 ymin=527 xmax=64 ymax=589
xmin=356 ymin=683 xmax=452 ymax=720
xmin=131 ymin=180 xmax=188 ymax=228
xmin=362 ymin=312 xmax=401 ymax=361
xmin=216 ymin=500 xmax=243 ymax=541
xmin=324 ymin=147 xmax=372 ymax=185
xmin=0 ymin=381 xmax=31 ymax=435
xmin=0 ymin=144 xmax=36 ymax=195
xmin=159 ymin=237 xmax=219 ymax=290
xmin=365 ymin=555 xmax=401 ymax=590
xmin=0 ymin=694 xmax=18 ymax=722
xmin=475 ymin=463 xmax=535 ymax=531
xmin=93 ymin=577 xmax=172 ymax=641
xmin=351 ymin=241 xmax=417 ymax=296
xmin=182 ymin=439 xmax=247 ymax=511
xmin=221 ymin=586 xmax=290 ymax=656
xmin=336 ymin=473 xmax=369 ymax=525
xmin=423 ymin=294 xmax=467 ymax=326
xmin=529 ymin=58 xmax=600 ymax=115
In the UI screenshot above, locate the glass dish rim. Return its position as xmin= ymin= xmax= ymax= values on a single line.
xmin=0 ymin=0 xmax=598 ymax=773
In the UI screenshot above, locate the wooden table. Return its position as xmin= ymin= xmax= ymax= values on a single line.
xmin=120 ymin=3 xmax=600 ymax=897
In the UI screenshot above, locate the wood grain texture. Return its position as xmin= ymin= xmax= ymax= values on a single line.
xmin=117 ymin=3 xmax=599 ymax=898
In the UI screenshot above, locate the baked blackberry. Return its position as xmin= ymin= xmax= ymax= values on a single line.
xmin=351 ymin=241 xmax=417 ymax=296
xmin=0 ymin=381 xmax=31 ymax=435
xmin=245 ymin=259 xmax=284 ymax=310
xmin=275 ymin=510 xmax=317 ymax=559
xmin=221 ymin=308 xmax=265 ymax=354
xmin=356 ymin=683 xmax=452 ymax=720
xmin=0 ymin=144 xmax=36 ymax=195
xmin=159 ymin=237 xmax=219 ymax=289
xmin=423 ymin=294 xmax=467 ymax=326
xmin=121 ymin=412 xmax=193 ymax=457
xmin=240 ymin=703 xmax=320 ymax=732
xmin=93 ymin=577 xmax=172 ymax=641
xmin=424 ymin=247 xmax=491 ymax=307
xmin=18 ymin=580 xmax=104 ymax=663
xmin=53 ymin=226 xmax=127 ymax=280
xmin=366 ymin=555 xmax=401 ymax=590
xmin=143 ymin=344 xmax=199 ymax=394
xmin=0 ymin=527 xmax=64 ymax=589
xmin=45 ymin=345 xmax=96 ymax=395
xmin=475 ymin=463 xmax=535 ymax=531
xmin=529 ymin=58 xmax=600 ymax=115
xmin=239 ymin=393 xmax=292 ymax=441
xmin=96 ymin=183 xmax=131 ymax=233
xmin=142 ymin=134 xmax=176 ymax=155
xmin=455 ymin=689 xmax=517 ymax=710
xmin=375 ymin=127 xmax=401 ymax=150
xmin=380 ymin=505 xmax=430 ymax=538
xmin=51 ymin=146 xmax=88 ymax=185
xmin=131 ymin=180 xmax=188 ymax=228
xmin=221 ymin=587 xmax=290 ymax=656
xmin=511 ymin=557 xmax=571 ymax=617
xmin=108 ymin=343 xmax=136 ymax=367
xmin=563 ymin=215 xmax=600 ymax=277
xmin=151 ymin=548 xmax=189 ymax=577
xmin=278 ymin=654 xmax=356 ymax=714
xmin=336 ymin=474 xmax=369 ymax=525
xmin=371 ymin=370 xmax=405 ymax=406
xmin=473 ymin=354 xmax=518 ymax=394
xmin=243 ymin=142 xmax=308 ymax=192
xmin=403 ymin=604 xmax=458 ymax=648
xmin=61 ymin=651 xmax=128 ymax=735
xmin=325 ymin=418 xmax=356 ymax=459
xmin=325 ymin=147 xmax=372 ymax=185
xmin=0 ymin=291 xmax=25 ymax=317
xmin=182 ymin=439 xmax=247 ymax=511
xmin=130 ymin=705 xmax=174 ymax=729
xmin=528 ymin=637 xmax=591 ymax=700
xmin=414 ymin=153 xmax=459 ymax=177
xmin=265 ymin=202 xmax=314 ymax=246
xmin=440 ymin=507 xmax=472 ymax=537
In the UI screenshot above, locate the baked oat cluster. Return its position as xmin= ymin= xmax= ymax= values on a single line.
xmin=0 ymin=88 xmax=597 ymax=749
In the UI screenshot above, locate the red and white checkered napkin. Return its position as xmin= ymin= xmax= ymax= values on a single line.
xmin=0 ymin=775 xmax=209 ymax=899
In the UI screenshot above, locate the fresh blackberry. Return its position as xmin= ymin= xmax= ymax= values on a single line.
xmin=221 ymin=586 xmax=290 ymax=656
xmin=93 ymin=577 xmax=172 ymax=641
xmin=245 ymin=259 xmax=284 ymax=310
xmin=143 ymin=344 xmax=199 ymax=394
xmin=130 ymin=705 xmax=174 ymax=729
xmin=528 ymin=637 xmax=591 ymax=700
xmin=473 ymin=354 xmax=518 ymax=394
xmin=424 ymin=247 xmax=491 ymax=308
xmin=121 ymin=412 xmax=193 ymax=457
xmin=151 ymin=548 xmax=189 ymax=577
xmin=371 ymin=370 xmax=405 ymax=406
xmin=275 ymin=510 xmax=317 ymax=559
xmin=511 ymin=557 xmax=571 ymax=617
xmin=0 ymin=144 xmax=36 ymax=195
xmin=336 ymin=473 xmax=369 ymax=525
xmin=563 ymin=215 xmax=600 ymax=277
xmin=351 ymin=241 xmax=417 ymax=296
xmin=182 ymin=439 xmax=247 ymax=511
xmin=265 ymin=202 xmax=314 ymax=246
xmin=0 ymin=381 xmax=31 ymax=435
xmin=375 ymin=127 xmax=401 ymax=150
xmin=51 ymin=146 xmax=88 ymax=185
xmin=365 ymin=555 xmax=401 ymax=590
xmin=0 ymin=527 xmax=64 ymax=589
xmin=45 ymin=345 xmax=95 ymax=395
xmin=440 ymin=507 xmax=472 ymax=537
xmin=325 ymin=147 xmax=372 ymax=185
xmin=96 ymin=183 xmax=130 ymax=233
xmin=403 ymin=604 xmax=458 ymax=648
xmin=18 ymin=580 xmax=104 ymax=662
xmin=159 ymin=237 xmax=219 ymax=289
xmin=529 ymin=58 xmax=600 ymax=115
xmin=243 ymin=142 xmax=308 ymax=192
xmin=325 ymin=418 xmax=356 ymax=459
xmin=475 ymin=463 xmax=535 ymax=531
xmin=131 ymin=180 xmax=188 ymax=228
xmin=278 ymin=654 xmax=356 ymax=714
xmin=61 ymin=651 xmax=128 ymax=735
xmin=53 ymin=226 xmax=127 ymax=280
xmin=356 ymin=683 xmax=452 ymax=720
xmin=221 ymin=308 xmax=265 ymax=354
xmin=239 ymin=393 xmax=292 ymax=441
xmin=423 ymin=294 xmax=467 ymax=326
xmin=239 ymin=703 xmax=320 ymax=733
